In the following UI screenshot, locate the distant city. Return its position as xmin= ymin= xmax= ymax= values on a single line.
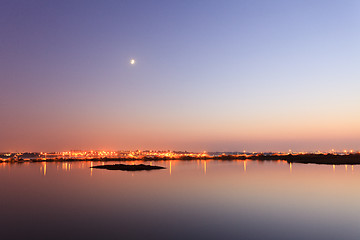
xmin=1 ymin=149 xmax=358 ymax=162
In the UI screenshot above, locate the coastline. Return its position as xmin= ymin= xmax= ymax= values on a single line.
xmin=1 ymin=153 xmax=360 ymax=165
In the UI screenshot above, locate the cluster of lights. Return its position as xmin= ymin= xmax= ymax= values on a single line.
xmin=0 ymin=149 xmax=359 ymax=162
xmin=31 ymin=150 xmax=209 ymax=160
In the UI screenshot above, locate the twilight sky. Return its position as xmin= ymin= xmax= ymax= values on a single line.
xmin=1 ymin=0 xmax=360 ymax=152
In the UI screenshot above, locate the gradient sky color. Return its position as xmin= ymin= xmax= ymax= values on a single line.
xmin=1 ymin=0 xmax=360 ymax=152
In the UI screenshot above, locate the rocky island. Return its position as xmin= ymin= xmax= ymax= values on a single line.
xmin=91 ymin=163 xmax=166 ymax=171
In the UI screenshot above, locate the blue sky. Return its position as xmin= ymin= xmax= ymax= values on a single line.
xmin=1 ymin=0 xmax=360 ymax=152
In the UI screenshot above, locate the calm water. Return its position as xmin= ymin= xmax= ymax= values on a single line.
xmin=1 ymin=160 xmax=360 ymax=240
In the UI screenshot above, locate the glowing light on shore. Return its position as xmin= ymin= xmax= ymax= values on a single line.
xmin=130 ymin=59 xmax=135 ymax=65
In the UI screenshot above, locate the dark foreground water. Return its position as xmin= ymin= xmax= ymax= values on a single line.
xmin=1 ymin=160 xmax=360 ymax=240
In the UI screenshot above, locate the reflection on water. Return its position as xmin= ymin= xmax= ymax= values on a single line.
xmin=43 ymin=163 xmax=46 ymax=176
xmin=2 ymin=160 xmax=360 ymax=178
xmin=1 ymin=160 xmax=360 ymax=239
xmin=169 ymin=161 xmax=172 ymax=175
xmin=90 ymin=162 xmax=93 ymax=176
xmin=204 ymin=160 xmax=207 ymax=174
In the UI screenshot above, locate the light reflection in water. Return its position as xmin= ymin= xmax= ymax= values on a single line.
xmin=62 ymin=162 xmax=68 ymax=171
xmin=7 ymin=160 xmax=360 ymax=178
xmin=169 ymin=161 xmax=172 ymax=176
xmin=90 ymin=162 xmax=93 ymax=176
xmin=39 ymin=164 xmax=46 ymax=176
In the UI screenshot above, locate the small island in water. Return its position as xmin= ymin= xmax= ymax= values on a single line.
xmin=91 ymin=163 xmax=166 ymax=171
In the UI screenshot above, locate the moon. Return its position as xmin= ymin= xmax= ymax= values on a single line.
xmin=130 ymin=59 xmax=135 ymax=65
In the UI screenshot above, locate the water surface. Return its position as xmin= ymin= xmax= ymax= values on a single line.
xmin=1 ymin=160 xmax=359 ymax=239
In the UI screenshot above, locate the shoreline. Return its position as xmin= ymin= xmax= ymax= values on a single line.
xmin=1 ymin=153 xmax=360 ymax=165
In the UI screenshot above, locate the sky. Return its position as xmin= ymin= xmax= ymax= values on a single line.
xmin=1 ymin=0 xmax=360 ymax=152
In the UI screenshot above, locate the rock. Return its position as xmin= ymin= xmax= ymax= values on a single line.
xmin=91 ymin=163 xmax=166 ymax=171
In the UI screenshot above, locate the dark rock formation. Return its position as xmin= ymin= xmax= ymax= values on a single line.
xmin=91 ymin=163 xmax=166 ymax=171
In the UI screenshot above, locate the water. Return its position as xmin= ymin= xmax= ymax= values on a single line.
xmin=1 ymin=160 xmax=359 ymax=240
